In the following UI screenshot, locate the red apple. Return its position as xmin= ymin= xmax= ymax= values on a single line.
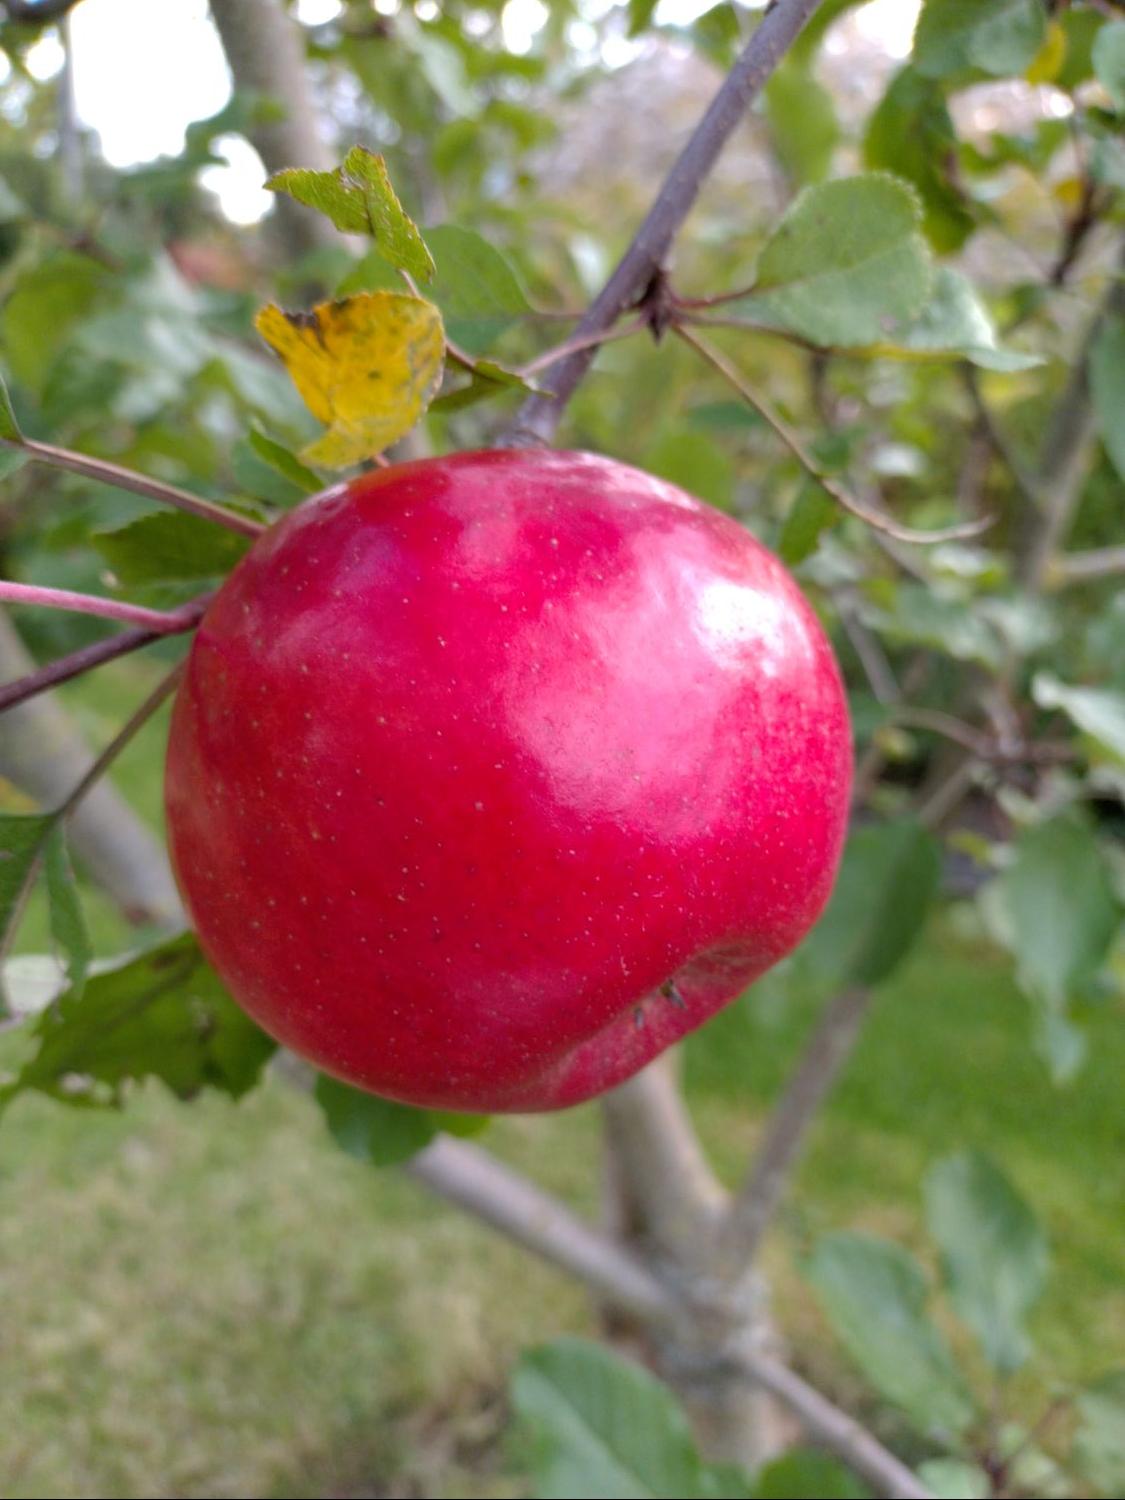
xmin=164 ymin=450 xmax=851 ymax=1112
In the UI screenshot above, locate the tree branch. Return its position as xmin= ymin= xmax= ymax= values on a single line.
xmin=501 ymin=0 xmax=828 ymax=447
xmin=1016 ymin=241 xmax=1125 ymax=589
xmin=731 ymin=1344 xmax=932 ymax=1500
xmin=403 ymin=1134 xmax=929 ymax=1496
xmin=406 ymin=1134 xmax=678 ymax=1328
xmin=676 ymin=327 xmax=993 ymax=545
xmin=713 ymin=987 xmax=872 ymax=1278
xmin=56 ymin=660 xmax=184 ymax=822
xmin=1050 ymin=544 xmax=1125 ymax=585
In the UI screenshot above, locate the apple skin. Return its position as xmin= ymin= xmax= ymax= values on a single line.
xmin=164 ymin=450 xmax=851 ymax=1112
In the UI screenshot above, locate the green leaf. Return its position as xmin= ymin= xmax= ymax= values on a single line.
xmin=778 ymin=480 xmax=837 ymax=565
xmin=914 ymin=0 xmax=1047 ymax=80
xmin=790 ymin=0 xmax=867 ymax=65
xmin=0 ymin=369 xmax=22 ymax=442
xmin=626 ymin=0 xmax=660 ymax=37
xmin=0 ymin=814 xmax=53 ymax=964
xmin=1057 ymin=8 xmax=1108 ymax=90
xmin=267 ymin=147 xmax=435 ymax=282
xmin=804 ymin=819 xmax=942 ymax=989
xmin=2 ymin=934 xmax=275 ymax=1111
xmin=645 ymin=429 xmax=734 ymax=512
xmin=990 ymin=812 xmax=1119 ymax=1080
xmin=42 ymin=827 xmax=90 ymax=1003
xmin=745 ymin=174 xmax=932 ymax=348
xmin=764 ymin=63 xmax=839 ymax=186
xmin=336 ymin=249 xmax=403 ymax=297
xmin=924 ymin=1151 xmax=1048 ymax=1373
xmin=752 ymin=1449 xmax=870 ymax=1498
xmin=1033 ymin=674 xmax=1125 ymax=765
xmin=247 ymin=425 xmax=323 ymax=494
xmin=315 ymin=1074 xmax=441 ymax=1166
xmin=1092 ymin=20 xmax=1125 ymax=110
xmin=1089 ymin=312 xmax=1125 ymax=481
xmin=916 ymin=1459 xmax=990 ymax=1499
xmin=864 ymin=68 xmax=975 ymax=253
xmin=995 ymin=812 xmax=1120 ymax=1005
xmin=93 ymin=511 xmax=253 ymax=587
xmin=862 ymin=582 xmax=1005 ymax=670
xmin=1 ymin=251 xmax=106 ymax=392
xmin=512 ymin=1337 xmax=711 ymax=1499
xmin=806 ymin=1233 xmax=975 ymax=1437
xmin=424 ymin=225 xmax=531 ymax=355
xmin=866 ymin=266 xmax=1042 ymax=370
xmin=1073 ymin=1370 xmax=1125 ymax=1497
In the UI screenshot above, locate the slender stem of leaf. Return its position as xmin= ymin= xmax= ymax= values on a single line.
xmin=0 ymin=580 xmax=204 ymax=635
xmin=502 ymin=0 xmax=829 ymax=445
xmin=675 ymin=325 xmax=994 ymax=545
xmin=7 ymin=437 xmax=265 ymax=538
xmin=0 ymin=595 xmax=209 ymax=714
xmin=56 ymin=661 xmax=185 ymax=821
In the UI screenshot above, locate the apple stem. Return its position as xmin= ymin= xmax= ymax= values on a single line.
xmin=0 ymin=580 xmax=206 ymax=635
xmin=674 ymin=324 xmax=996 ymax=546
xmin=5 ymin=436 xmax=265 ymax=538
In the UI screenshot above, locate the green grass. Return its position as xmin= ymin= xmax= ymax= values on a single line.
xmin=2 ymin=662 xmax=1123 ymax=1497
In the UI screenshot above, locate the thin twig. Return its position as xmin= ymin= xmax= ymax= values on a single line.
xmin=1049 ymin=544 xmax=1125 ymax=585
xmin=0 ymin=580 xmax=203 ymax=635
xmin=7 ymin=438 xmax=264 ymax=539
xmin=0 ymin=595 xmax=209 ymax=714
xmin=682 ymin=310 xmax=823 ymax=353
xmin=502 ymin=0 xmax=828 ymax=446
xmin=57 ymin=661 xmax=185 ymax=820
xmin=406 ymin=1134 xmax=677 ymax=1327
xmin=961 ymin=364 xmax=1043 ymax=510
xmin=712 ymin=987 xmax=872 ymax=1278
xmin=732 ymin=1343 xmax=932 ymax=1500
xmin=517 ymin=316 xmax=649 ymax=378
xmin=676 ymin=326 xmax=993 ymax=545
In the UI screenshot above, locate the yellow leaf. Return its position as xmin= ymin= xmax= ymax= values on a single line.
xmin=255 ymin=292 xmax=445 ymax=468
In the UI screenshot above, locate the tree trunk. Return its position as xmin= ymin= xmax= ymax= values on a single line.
xmin=600 ymin=1056 xmax=793 ymax=1470
xmin=208 ymin=0 xmax=339 ymax=256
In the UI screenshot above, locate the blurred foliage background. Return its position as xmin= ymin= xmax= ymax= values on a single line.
xmin=0 ymin=0 xmax=1122 ymax=1495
